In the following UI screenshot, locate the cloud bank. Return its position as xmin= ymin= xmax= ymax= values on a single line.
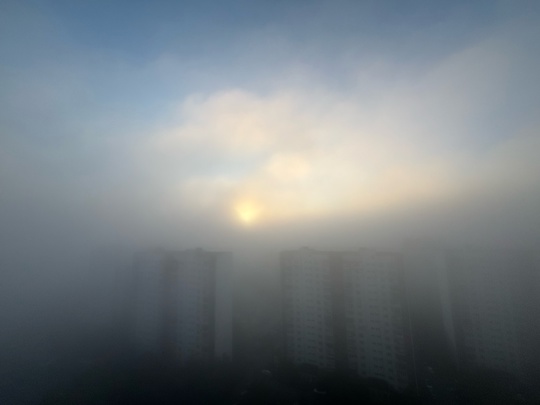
xmin=1 ymin=1 xmax=540 ymax=253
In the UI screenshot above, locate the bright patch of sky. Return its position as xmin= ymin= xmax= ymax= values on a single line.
xmin=1 ymin=0 xmax=540 ymax=247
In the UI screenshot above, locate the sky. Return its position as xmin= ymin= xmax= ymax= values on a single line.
xmin=1 ymin=0 xmax=540 ymax=258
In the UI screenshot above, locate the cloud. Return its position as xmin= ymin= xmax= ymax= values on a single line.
xmin=139 ymin=34 xmax=538 ymax=230
xmin=1 ymin=2 xmax=539 ymax=251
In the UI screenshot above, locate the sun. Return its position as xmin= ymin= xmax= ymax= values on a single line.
xmin=234 ymin=201 xmax=262 ymax=225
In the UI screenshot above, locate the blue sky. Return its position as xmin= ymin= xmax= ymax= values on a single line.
xmin=45 ymin=0 xmax=488 ymax=51
xmin=1 ymin=0 xmax=540 ymax=250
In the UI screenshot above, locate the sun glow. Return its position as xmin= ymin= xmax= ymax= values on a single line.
xmin=234 ymin=201 xmax=262 ymax=225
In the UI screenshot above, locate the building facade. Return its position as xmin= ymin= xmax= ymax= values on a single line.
xmin=341 ymin=250 xmax=412 ymax=390
xmin=129 ymin=249 xmax=233 ymax=362
xmin=403 ymin=242 xmax=540 ymax=382
xmin=281 ymin=249 xmax=337 ymax=370
xmin=447 ymin=248 xmax=539 ymax=379
xmin=281 ymin=248 xmax=414 ymax=391
xmin=402 ymin=243 xmax=458 ymax=376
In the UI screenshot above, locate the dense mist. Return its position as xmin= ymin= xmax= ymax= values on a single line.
xmin=1 ymin=0 xmax=540 ymax=404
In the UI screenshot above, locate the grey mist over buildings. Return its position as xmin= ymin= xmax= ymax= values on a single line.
xmin=2 ymin=0 xmax=540 ymax=403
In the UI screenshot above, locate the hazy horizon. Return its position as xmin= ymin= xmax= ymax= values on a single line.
xmin=2 ymin=0 xmax=540 ymax=265
xmin=2 ymin=3 xmax=540 ymax=402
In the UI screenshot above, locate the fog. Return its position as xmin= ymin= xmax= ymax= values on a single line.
xmin=1 ymin=0 xmax=540 ymax=404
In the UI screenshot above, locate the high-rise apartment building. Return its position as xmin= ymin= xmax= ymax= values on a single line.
xmin=341 ymin=250 xmax=412 ymax=390
xmin=447 ymin=248 xmax=539 ymax=379
xmin=402 ymin=243 xmax=457 ymax=376
xmin=281 ymin=248 xmax=414 ymax=391
xmin=403 ymin=242 xmax=540 ymax=382
xmin=281 ymin=249 xmax=336 ymax=370
xmin=129 ymin=249 xmax=233 ymax=362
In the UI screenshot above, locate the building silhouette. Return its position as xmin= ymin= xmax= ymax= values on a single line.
xmin=281 ymin=247 xmax=414 ymax=391
xmin=128 ymin=248 xmax=233 ymax=362
xmin=403 ymin=242 xmax=540 ymax=384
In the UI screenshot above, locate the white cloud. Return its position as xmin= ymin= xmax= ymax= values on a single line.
xmin=135 ymin=33 xmax=540 ymax=228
